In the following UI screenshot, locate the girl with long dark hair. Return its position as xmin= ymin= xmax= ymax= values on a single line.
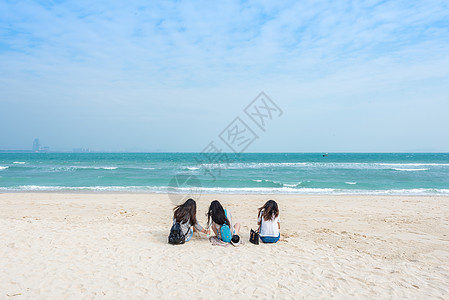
xmin=207 ymin=200 xmax=241 ymax=244
xmin=257 ymin=200 xmax=280 ymax=243
xmin=173 ymin=198 xmax=208 ymax=242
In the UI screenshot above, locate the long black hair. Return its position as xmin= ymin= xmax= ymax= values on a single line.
xmin=258 ymin=200 xmax=279 ymax=221
xmin=207 ymin=200 xmax=229 ymax=227
xmin=173 ymin=198 xmax=197 ymax=226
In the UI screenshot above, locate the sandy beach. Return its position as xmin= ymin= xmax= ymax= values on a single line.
xmin=1 ymin=193 xmax=448 ymax=299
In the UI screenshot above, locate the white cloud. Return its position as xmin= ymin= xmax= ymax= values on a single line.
xmin=0 ymin=0 xmax=448 ymax=151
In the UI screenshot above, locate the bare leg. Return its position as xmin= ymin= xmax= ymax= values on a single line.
xmin=211 ymin=223 xmax=219 ymax=237
xmin=233 ymin=223 xmax=241 ymax=235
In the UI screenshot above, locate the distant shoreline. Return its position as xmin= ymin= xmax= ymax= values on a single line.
xmin=1 ymin=151 xmax=449 ymax=154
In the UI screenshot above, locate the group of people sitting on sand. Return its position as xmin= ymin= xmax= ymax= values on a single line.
xmin=169 ymin=199 xmax=280 ymax=246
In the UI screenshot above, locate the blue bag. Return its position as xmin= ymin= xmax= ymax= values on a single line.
xmin=220 ymin=209 xmax=232 ymax=243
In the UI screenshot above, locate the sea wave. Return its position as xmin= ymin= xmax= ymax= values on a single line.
xmin=345 ymin=182 xmax=357 ymax=185
xmin=0 ymin=166 xmax=8 ymax=170
xmin=40 ymin=166 xmax=120 ymax=172
xmin=5 ymin=166 xmax=121 ymax=172
xmin=1 ymin=185 xmax=449 ymax=195
xmin=379 ymin=163 xmax=449 ymax=167
xmin=75 ymin=166 xmax=118 ymax=170
xmin=9 ymin=162 xmax=447 ymax=172
xmin=392 ymin=168 xmax=428 ymax=171
xmin=283 ymin=182 xmax=302 ymax=187
xmin=159 ymin=187 xmax=449 ymax=196
xmin=251 ymin=179 xmax=283 ymax=187
xmin=201 ymin=162 xmax=308 ymax=169
xmin=13 ymin=165 xmax=156 ymax=171
xmin=199 ymin=162 xmax=449 ymax=170
xmin=0 ymin=185 xmax=157 ymax=192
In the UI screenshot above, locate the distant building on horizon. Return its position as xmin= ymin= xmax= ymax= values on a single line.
xmin=0 ymin=138 xmax=49 ymax=153
xmin=32 ymin=138 xmax=41 ymax=152
xmin=32 ymin=138 xmax=49 ymax=153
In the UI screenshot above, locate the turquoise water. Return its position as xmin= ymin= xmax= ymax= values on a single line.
xmin=0 ymin=153 xmax=448 ymax=195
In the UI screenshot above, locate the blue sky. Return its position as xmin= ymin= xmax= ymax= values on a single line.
xmin=1 ymin=0 xmax=448 ymax=152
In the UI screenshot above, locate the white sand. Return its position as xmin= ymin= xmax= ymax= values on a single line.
xmin=1 ymin=193 xmax=448 ymax=299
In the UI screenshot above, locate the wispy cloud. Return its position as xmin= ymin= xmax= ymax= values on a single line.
xmin=0 ymin=0 xmax=448 ymax=151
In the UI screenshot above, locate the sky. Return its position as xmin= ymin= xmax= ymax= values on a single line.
xmin=0 ymin=0 xmax=448 ymax=152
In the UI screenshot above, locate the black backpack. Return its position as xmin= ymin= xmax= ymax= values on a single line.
xmin=168 ymin=222 xmax=186 ymax=245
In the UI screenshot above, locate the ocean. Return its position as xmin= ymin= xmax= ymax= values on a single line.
xmin=0 ymin=153 xmax=448 ymax=195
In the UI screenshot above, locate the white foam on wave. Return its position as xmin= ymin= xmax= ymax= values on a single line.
xmin=187 ymin=167 xmax=200 ymax=170
xmin=85 ymin=166 xmax=155 ymax=170
xmin=1 ymin=185 xmax=449 ymax=196
xmin=379 ymin=163 xmax=449 ymax=167
xmin=250 ymin=179 xmax=283 ymax=186
xmin=393 ymin=168 xmax=428 ymax=171
xmin=17 ymin=166 xmax=155 ymax=172
xmin=283 ymin=182 xmax=302 ymax=187
xmin=36 ymin=166 xmax=121 ymax=172
xmin=0 ymin=166 xmax=8 ymax=170
xmin=172 ymin=186 xmax=332 ymax=194
xmin=201 ymin=162 xmax=308 ymax=169
xmin=200 ymin=162 xmax=449 ymax=170
xmin=0 ymin=185 xmax=156 ymax=192
xmin=13 ymin=161 xmax=26 ymax=164
xmin=345 ymin=182 xmax=357 ymax=185
xmin=70 ymin=166 xmax=118 ymax=171
xmin=170 ymin=187 xmax=449 ymax=196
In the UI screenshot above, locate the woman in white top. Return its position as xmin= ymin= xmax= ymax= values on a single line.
xmin=257 ymin=200 xmax=280 ymax=243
